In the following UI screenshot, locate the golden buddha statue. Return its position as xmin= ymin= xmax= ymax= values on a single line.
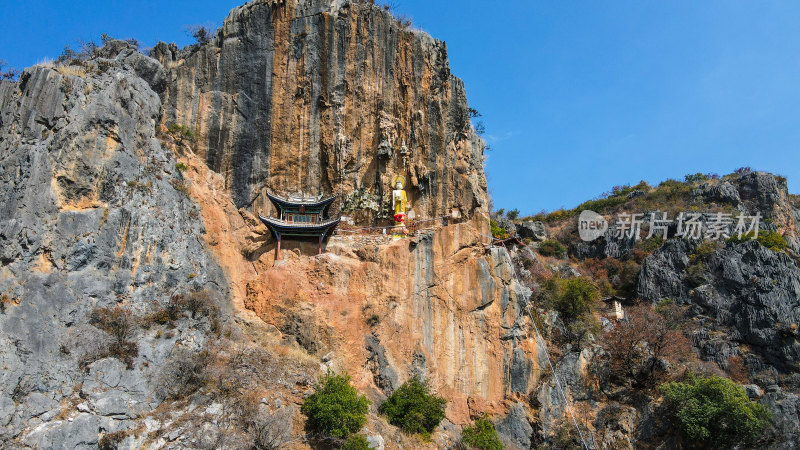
xmin=391 ymin=175 xmax=408 ymax=235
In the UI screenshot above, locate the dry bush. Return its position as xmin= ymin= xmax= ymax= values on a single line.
xmin=578 ymin=257 xmax=640 ymax=299
xmin=55 ymin=65 xmax=87 ymax=78
xmin=237 ymin=391 xmax=294 ymax=449
xmin=143 ymin=290 xmax=220 ymax=329
xmin=98 ymin=430 xmax=128 ymax=450
xmin=0 ymin=293 xmax=12 ymax=314
xmin=157 ymin=340 xmax=297 ymax=401
xmin=549 ymin=419 xmax=584 ymax=450
xmin=184 ymin=290 xmax=218 ymax=319
xmin=156 ymin=342 xmax=298 ymax=449
xmin=91 ymin=306 xmax=136 ymax=344
xmin=89 ymin=305 xmax=139 ymax=368
xmin=601 ymin=302 xmax=692 ymax=388
xmin=156 ymin=349 xmax=210 ymax=400
xmin=35 ymin=57 xmax=55 ymax=68
xmin=727 ymin=355 xmax=749 ymax=383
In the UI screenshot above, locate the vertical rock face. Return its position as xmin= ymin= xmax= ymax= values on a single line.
xmin=242 ymin=224 xmax=545 ymax=427
xmin=154 ymin=0 xmax=488 ymax=223
xmin=0 ymin=50 xmax=228 ymax=443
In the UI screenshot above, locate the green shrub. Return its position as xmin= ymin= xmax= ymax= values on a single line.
xmin=660 ymin=374 xmax=771 ymax=448
xmin=167 ymin=123 xmax=196 ymax=144
xmin=462 ymin=417 xmax=504 ymax=450
xmin=555 ymin=278 xmax=598 ymax=322
xmin=684 ymin=172 xmax=709 ymax=183
xmin=643 ymin=179 xmax=693 ymax=207
xmin=490 ymin=220 xmax=508 ymax=239
xmin=690 ymin=240 xmax=720 ymax=263
xmin=727 ymin=230 xmax=788 ymax=252
xmin=506 ymin=209 xmax=520 ymax=220
xmin=757 ymin=230 xmax=787 ymax=252
xmin=341 ymin=434 xmax=370 ymax=450
xmin=613 ymin=260 xmax=641 ymax=298
xmin=301 ymin=372 xmax=369 ymax=439
xmin=539 ymin=277 xmax=600 ymax=323
xmin=175 ymin=162 xmax=188 ymax=172
xmin=537 ymin=240 xmax=566 ymax=258
xmin=726 ymin=230 xmax=755 ymax=245
xmin=576 ymin=195 xmax=627 ymax=214
xmin=379 ymin=376 xmax=446 ymax=436
xmin=635 ymin=235 xmax=663 ymax=253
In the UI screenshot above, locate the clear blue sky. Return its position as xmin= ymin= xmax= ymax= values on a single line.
xmin=2 ymin=1 xmax=799 ymax=215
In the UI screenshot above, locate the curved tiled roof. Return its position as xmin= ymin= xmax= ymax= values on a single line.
xmin=266 ymin=191 xmax=337 ymax=210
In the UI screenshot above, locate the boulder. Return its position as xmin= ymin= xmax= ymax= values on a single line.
xmin=692 ymin=181 xmax=741 ymax=205
xmin=367 ymin=433 xmax=385 ymax=450
xmin=22 ymin=414 xmax=102 ymax=449
xmin=516 ymin=221 xmax=547 ymax=241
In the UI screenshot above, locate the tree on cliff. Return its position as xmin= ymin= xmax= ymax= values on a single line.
xmin=379 ymin=376 xmax=447 ymax=437
xmin=0 ymin=60 xmax=20 ymax=81
xmin=660 ymin=374 xmax=771 ymax=448
xmin=185 ymin=24 xmax=213 ymax=45
xmin=301 ymin=372 xmax=370 ymax=440
xmin=601 ymin=302 xmax=691 ymax=388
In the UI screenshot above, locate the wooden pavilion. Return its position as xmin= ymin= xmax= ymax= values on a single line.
xmin=258 ymin=192 xmax=340 ymax=259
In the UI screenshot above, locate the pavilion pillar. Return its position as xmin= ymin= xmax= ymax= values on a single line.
xmin=275 ymin=234 xmax=281 ymax=261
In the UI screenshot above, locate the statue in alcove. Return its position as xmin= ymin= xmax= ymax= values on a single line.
xmin=392 ymin=175 xmax=408 ymax=236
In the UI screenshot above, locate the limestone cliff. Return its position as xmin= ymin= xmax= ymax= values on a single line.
xmin=153 ymin=0 xmax=488 ymax=225
xmin=0 ymin=50 xmax=233 ymax=447
xmin=0 ymin=2 xmax=527 ymax=448
xmin=5 ymin=0 xmax=800 ymax=448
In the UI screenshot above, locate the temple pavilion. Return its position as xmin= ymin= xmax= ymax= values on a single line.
xmin=258 ymin=192 xmax=340 ymax=259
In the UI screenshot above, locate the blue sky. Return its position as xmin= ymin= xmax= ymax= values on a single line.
xmin=2 ymin=1 xmax=799 ymax=214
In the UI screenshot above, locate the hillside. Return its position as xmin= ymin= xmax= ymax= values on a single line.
xmin=494 ymin=170 xmax=800 ymax=448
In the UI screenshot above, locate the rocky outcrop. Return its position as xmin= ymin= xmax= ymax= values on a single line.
xmin=516 ymin=221 xmax=547 ymax=241
xmin=692 ymin=180 xmax=741 ymax=205
xmin=637 ymin=237 xmax=800 ymax=448
xmin=0 ymin=47 xmax=230 ymax=445
xmin=153 ymin=0 xmax=489 ymax=225
xmin=0 ymin=5 xmax=527 ymax=445
xmin=638 ymin=240 xmax=800 ymax=372
xmin=6 ymin=0 xmax=800 ymax=447
xmin=238 ymin=224 xmax=546 ymax=426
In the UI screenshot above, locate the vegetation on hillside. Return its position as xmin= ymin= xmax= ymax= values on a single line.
xmin=537 ymin=240 xmax=567 ymax=258
xmin=505 ymin=168 xmax=793 ymax=446
xmin=341 ymin=434 xmax=370 ymax=450
xmin=461 ymin=417 xmax=504 ymax=450
xmin=490 ymin=219 xmax=509 ymax=239
xmin=379 ymin=376 xmax=447 ymax=437
xmin=660 ymin=374 xmax=772 ymax=448
xmin=601 ymin=302 xmax=691 ymax=388
xmin=301 ymin=372 xmax=370 ymax=439
xmin=538 ymin=277 xmax=600 ymax=343
xmin=727 ymin=230 xmax=788 ymax=252
xmin=522 ymin=171 xmax=749 ymax=224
